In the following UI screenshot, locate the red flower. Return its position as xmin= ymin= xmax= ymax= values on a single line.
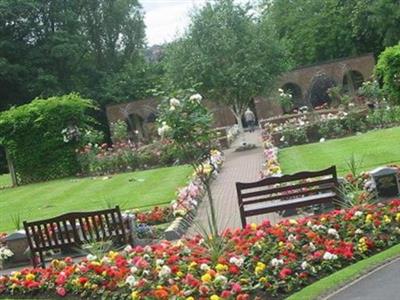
xmin=279 ymin=268 xmax=293 ymax=279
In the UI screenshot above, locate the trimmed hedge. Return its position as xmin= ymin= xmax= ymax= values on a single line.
xmin=0 ymin=94 xmax=95 ymax=184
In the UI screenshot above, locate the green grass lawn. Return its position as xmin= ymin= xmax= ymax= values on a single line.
xmin=0 ymin=165 xmax=192 ymax=232
xmin=279 ymin=127 xmax=400 ymax=176
xmin=0 ymin=173 xmax=11 ymax=188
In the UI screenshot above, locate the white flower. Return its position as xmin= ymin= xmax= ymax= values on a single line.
xmin=280 ymin=135 xmax=285 ymax=142
xmin=270 ymin=258 xmax=284 ymax=267
xmin=169 ymin=98 xmax=180 ymax=107
xmin=125 ymin=275 xmax=136 ymax=287
xmin=157 ymin=122 xmax=171 ymax=137
xmin=130 ymin=266 xmax=138 ymax=274
xmin=354 ymin=211 xmax=363 ymax=217
xmin=158 ymin=265 xmax=171 ymax=278
xmin=309 ymin=242 xmax=316 ymax=252
xmin=320 ymin=138 xmax=326 ymax=143
xmin=288 ymin=234 xmax=296 ymax=242
xmin=86 ymin=254 xmax=97 ymax=261
xmin=301 ymin=261 xmax=309 ymax=270
xmin=200 ymin=263 xmax=210 ymax=271
xmin=123 ymin=245 xmax=133 ymax=253
xmin=229 ymin=256 xmax=244 ymax=267
xmin=156 ymin=259 xmax=165 ymax=266
xmin=278 ymin=88 xmax=284 ymax=93
xmin=355 ymin=229 xmax=363 ymax=235
xmin=323 ymin=251 xmax=338 ymax=260
xmin=169 ymin=105 xmax=176 ymax=111
xmin=214 ymin=275 xmax=227 ymax=284
xmin=327 ymin=228 xmax=339 ymax=239
xmin=189 ymin=93 xmax=203 ymax=102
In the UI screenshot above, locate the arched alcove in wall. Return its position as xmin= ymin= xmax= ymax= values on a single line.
xmin=281 ymin=82 xmax=303 ymax=108
xmin=307 ymin=73 xmax=337 ymax=107
xmin=343 ymin=70 xmax=364 ymax=94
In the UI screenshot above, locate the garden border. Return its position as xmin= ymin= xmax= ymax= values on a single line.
xmin=287 ymin=243 xmax=400 ymax=300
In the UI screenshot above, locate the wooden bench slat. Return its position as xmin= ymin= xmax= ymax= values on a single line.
xmin=243 ymin=192 xmax=336 ymax=214
xmin=236 ymin=166 xmax=339 ymax=227
xmin=240 ymin=178 xmax=335 ymax=199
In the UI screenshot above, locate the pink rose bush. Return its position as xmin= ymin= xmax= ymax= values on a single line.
xmin=2 ymin=201 xmax=400 ymax=299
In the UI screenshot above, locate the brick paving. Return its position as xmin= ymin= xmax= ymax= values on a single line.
xmin=187 ymin=129 xmax=281 ymax=236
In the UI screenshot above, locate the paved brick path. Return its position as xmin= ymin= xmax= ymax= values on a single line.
xmin=187 ymin=130 xmax=281 ymax=235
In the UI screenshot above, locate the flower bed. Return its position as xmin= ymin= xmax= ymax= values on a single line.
xmin=260 ymin=132 xmax=281 ymax=178
xmin=2 ymin=201 xmax=400 ymax=299
xmin=263 ymin=105 xmax=400 ymax=148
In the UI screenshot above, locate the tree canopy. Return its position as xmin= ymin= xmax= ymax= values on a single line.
xmin=264 ymin=0 xmax=400 ymax=66
xmin=164 ymin=0 xmax=288 ymax=127
xmin=0 ymin=0 xmax=149 ymax=110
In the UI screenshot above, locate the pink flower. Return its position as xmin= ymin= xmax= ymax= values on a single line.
xmin=232 ymin=283 xmax=242 ymax=294
xmin=56 ymin=286 xmax=67 ymax=297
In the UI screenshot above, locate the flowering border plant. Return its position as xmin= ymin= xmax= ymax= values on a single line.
xmin=2 ymin=201 xmax=400 ymax=299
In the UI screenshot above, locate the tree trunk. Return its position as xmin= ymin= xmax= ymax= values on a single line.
xmin=5 ymin=148 xmax=18 ymax=187
xmin=230 ymin=107 xmax=244 ymax=133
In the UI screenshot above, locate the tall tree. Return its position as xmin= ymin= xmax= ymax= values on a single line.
xmin=0 ymin=0 xmax=146 ymax=110
xmin=164 ymin=0 xmax=288 ymax=129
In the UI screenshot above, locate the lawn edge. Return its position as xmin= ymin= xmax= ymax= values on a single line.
xmin=286 ymin=243 xmax=400 ymax=300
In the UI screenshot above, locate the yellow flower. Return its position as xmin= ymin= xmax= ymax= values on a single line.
xmin=384 ymin=215 xmax=392 ymax=224
xmin=25 ymin=273 xmax=35 ymax=281
xmin=210 ymin=295 xmax=221 ymax=300
xmin=255 ymin=262 xmax=266 ymax=275
xmin=278 ymin=241 xmax=285 ymax=248
xmin=259 ymin=276 xmax=268 ymax=283
xmin=215 ymin=264 xmax=228 ymax=272
xmin=321 ymin=217 xmax=327 ymax=223
xmin=289 ymin=219 xmax=297 ymax=225
xmin=91 ymin=261 xmax=102 ymax=267
xmin=250 ymin=223 xmax=258 ymax=231
xmin=186 ymin=297 xmax=195 ymax=300
xmin=365 ymin=214 xmax=373 ymax=224
xmin=108 ymin=251 xmax=118 ymax=260
xmin=188 ymin=262 xmax=198 ymax=270
xmin=177 ymin=271 xmax=184 ymax=277
xmin=131 ymin=291 xmax=140 ymax=300
xmin=396 ymin=213 xmax=400 ymax=222
xmin=358 ymin=237 xmax=368 ymax=253
xmin=201 ymin=273 xmax=212 ymax=283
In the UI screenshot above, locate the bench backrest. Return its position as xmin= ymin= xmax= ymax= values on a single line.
xmin=23 ymin=206 xmax=127 ymax=253
xmin=236 ymin=166 xmax=338 ymax=224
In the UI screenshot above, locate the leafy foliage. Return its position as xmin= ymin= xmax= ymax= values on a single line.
xmin=0 ymin=0 xmax=147 ymax=110
xmin=0 ymin=93 xmax=95 ymax=184
xmin=375 ymin=44 xmax=400 ymax=104
xmin=164 ymin=0 xmax=288 ymax=125
xmin=264 ymin=0 xmax=400 ymax=66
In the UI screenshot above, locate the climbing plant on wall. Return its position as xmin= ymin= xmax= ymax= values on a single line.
xmin=0 ymin=93 xmax=96 ymax=185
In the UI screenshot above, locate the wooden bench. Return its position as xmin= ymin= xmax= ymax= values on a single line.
xmin=23 ymin=206 xmax=129 ymax=267
xmin=236 ymin=166 xmax=339 ymax=228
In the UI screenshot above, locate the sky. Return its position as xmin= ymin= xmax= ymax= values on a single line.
xmin=141 ymin=0 xmax=250 ymax=46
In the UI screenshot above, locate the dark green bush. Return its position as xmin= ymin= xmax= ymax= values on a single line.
xmin=375 ymin=44 xmax=400 ymax=104
xmin=0 ymin=94 xmax=95 ymax=184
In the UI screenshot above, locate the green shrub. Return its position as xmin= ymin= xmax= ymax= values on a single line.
xmin=0 ymin=93 xmax=95 ymax=184
xmin=281 ymin=126 xmax=308 ymax=146
xmin=375 ymin=44 xmax=400 ymax=104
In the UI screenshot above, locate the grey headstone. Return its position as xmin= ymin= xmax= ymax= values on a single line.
xmin=370 ymin=167 xmax=400 ymax=198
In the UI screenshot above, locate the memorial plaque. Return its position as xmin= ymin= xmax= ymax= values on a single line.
xmin=371 ymin=167 xmax=400 ymax=198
